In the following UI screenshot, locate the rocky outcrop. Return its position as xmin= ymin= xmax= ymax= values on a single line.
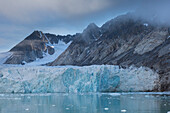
xmin=45 ymin=33 xmax=73 ymax=44
xmin=50 ymin=14 xmax=170 ymax=91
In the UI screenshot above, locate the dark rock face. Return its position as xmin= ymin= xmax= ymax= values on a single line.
xmin=5 ymin=31 xmax=47 ymax=64
xmin=47 ymin=46 xmax=55 ymax=55
xmin=45 ymin=33 xmax=73 ymax=44
xmin=50 ymin=14 xmax=170 ymax=91
xmin=5 ymin=31 xmax=73 ymax=64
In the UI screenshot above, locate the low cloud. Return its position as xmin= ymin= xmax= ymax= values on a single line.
xmin=0 ymin=0 xmax=114 ymax=22
xmin=134 ymin=0 xmax=170 ymax=25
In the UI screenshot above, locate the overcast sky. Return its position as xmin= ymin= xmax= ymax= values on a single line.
xmin=0 ymin=0 xmax=169 ymax=52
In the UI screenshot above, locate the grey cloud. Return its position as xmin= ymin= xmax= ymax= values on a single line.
xmin=133 ymin=0 xmax=170 ymax=25
xmin=1 ymin=0 xmax=169 ymax=24
xmin=0 ymin=0 xmax=114 ymax=22
xmin=0 ymin=0 xmax=170 ymax=52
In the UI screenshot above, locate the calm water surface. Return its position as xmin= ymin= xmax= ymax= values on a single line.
xmin=0 ymin=92 xmax=169 ymax=113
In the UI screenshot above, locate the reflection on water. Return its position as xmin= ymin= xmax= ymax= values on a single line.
xmin=0 ymin=93 xmax=169 ymax=113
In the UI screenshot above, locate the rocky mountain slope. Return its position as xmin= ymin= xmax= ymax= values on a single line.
xmin=4 ymin=31 xmax=73 ymax=65
xmin=50 ymin=14 xmax=170 ymax=91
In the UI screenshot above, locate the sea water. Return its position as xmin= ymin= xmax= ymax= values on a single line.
xmin=0 ymin=92 xmax=169 ymax=113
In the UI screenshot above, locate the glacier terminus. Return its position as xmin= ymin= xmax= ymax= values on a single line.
xmin=0 ymin=65 xmax=160 ymax=93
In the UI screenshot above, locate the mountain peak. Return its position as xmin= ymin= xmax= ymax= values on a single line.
xmin=85 ymin=23 xmax=98 ymax=30
xmin=83 ymin=23 xmax=99 ymax=34
xmin=74 ymin=23 xmax=101 ymax=45
xmin=31 ymin=30 xmax=42 ymax=35
xmin=25 ymin=30 xmax=43 ymax=40
xmin=87 ymin=23 xmax=98 ymax=28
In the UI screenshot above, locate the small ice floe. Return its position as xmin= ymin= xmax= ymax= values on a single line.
xmin=145 ymin=95 xmax=150 ymax=98
xmin=144 ymin=23 xmax=149 ymax=27
xmin=156 ymin=95 xmax=160 ymax=98
xmin=14 ymin=98 xmax=21 ymax=100
xmin=27 ymin=96 xmax=31 ymax=99
xmin=121 ymin=109 xmax=127 ymax=112
xmin=130 ymin=96 xmax=134 ymax=99
xmin=52 ymin=105 xmax=56 ymax=107
xmin=0 ymin=94 xmax=5 ymax=96
xmin=108 ymin=93 xmax=121 ymax=96
xmin=66 ymin=108 xmax=70 ymax=110
xmin=25 ymin=108 xmax=29 ymax=111
xmin=104 ymin=108 xmax=109 ymax=110
xmin=167 ymin=111 xmax=170 ymax=113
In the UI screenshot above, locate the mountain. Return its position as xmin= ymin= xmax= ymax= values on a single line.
xmin=50 ymin=14 xmax=170 ymax=91
xmin=4 ymin=31 xmax=73 ymax=65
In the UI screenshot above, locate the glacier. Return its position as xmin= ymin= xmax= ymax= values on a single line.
xmin=0 ymin=52 xmax=12 ymax=64
xmin=0 ymin=65 xmax=160 ymax=93
xmin=25 ymin=41 xmax=72 ymax=66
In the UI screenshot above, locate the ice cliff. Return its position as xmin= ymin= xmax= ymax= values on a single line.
xmin=0 ymin=65 xmax=160 ymax=93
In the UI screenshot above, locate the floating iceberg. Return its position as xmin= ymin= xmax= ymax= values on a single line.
xmin=0 ymin=65 xmax=160 ymax=93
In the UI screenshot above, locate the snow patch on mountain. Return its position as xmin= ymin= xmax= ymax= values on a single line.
xmin=38 ymin=31 xmax=42 ymax=38
xmin=25 ymin=41 xmax=72 ymax=66
xmin=0 ymin=52 xmax=12 ymax=64
xmin=143 ymin=23 xmax=149 ymax=27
